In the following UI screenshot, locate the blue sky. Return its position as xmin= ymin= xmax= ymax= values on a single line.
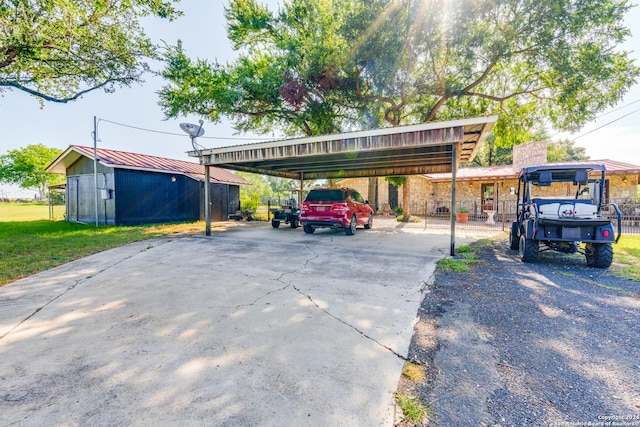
xmin=1 ymin=1 xmax=640 ymax=198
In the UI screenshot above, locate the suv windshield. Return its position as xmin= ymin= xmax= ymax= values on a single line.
xmin=304 ymin=189 xmax=347 ymax=202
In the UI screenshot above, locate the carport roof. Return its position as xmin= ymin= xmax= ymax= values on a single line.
xmin=191 ymin=116 xmax=498 ymax=180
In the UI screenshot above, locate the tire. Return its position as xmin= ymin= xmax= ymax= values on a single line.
xmin=271 ymin=219 xmax=280 ymax=228
xmin=585 ymin=243 xmax=613 ymax=268
xmin=345 ymin=215 xmax=357 ymax=235
xmin=509 ymin=223 xmax=519 ymax=250
xmin=290 ymin=218 xmax=299 ymax=228
xmin=519 ymin=234 xmax=539 ymax=263
xmin=303 ymin=224 xmax=315 ymax=234
xmin=364 ymin=213 xmax=373 ymax=230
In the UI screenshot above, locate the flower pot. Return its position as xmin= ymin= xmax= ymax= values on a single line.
xmin=456 ymin=212 xmax=469 ymax=223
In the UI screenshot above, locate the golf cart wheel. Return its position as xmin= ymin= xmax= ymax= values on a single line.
xmin=303 ymin=224 xmax=315 ymax=234
xmin=271 ymin=219 xmax=280 ymax=228
xmin=345 ymin=215 xmax=357 ymax=235
xmin=509 ymin=223 xmax=519 ymax=250
xmin=519 ymin=234 xmax=539 ymax=263
xmin=585 ymin=243 xmax=613 ymax=268
xmin=364 ymin=213 xmax=373 ymax=230
xmin=290 ymin=218 xmax=299 ymax=228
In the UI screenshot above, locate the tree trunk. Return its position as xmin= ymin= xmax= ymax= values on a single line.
xmin=402 ymin=179 xmax=411 ymax=222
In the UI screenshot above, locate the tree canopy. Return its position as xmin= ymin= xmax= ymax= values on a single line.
xmin=0 ymin=144 xmax=64 ymax=199
xmin=1 ymin=0 xmax=181 ymax=103
xmin=547 ymin=139 xmax=590 ymax=163
xmin=159 ymin=0 xmax=639 ymax=148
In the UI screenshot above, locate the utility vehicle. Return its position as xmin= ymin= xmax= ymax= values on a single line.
xmin=510 ymin=164 xmax=621 ymax=268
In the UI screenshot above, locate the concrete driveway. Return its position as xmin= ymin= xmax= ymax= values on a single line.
xmin=0 ymin=218 xmax=499 ymax=426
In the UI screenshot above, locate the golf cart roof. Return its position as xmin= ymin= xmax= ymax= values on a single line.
xmin=520 ymin=163 xmax=606 ymax=181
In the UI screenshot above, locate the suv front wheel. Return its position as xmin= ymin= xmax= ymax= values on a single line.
xmin=364 ymin=214 xmax=373 ymax=230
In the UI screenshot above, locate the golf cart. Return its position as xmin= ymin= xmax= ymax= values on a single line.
xmin=510 ymin=164 xmax=622 ymax=268
xmin=271 ymin=197 xmax=300 ymax=229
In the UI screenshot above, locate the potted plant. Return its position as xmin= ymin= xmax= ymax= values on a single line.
xmin=456 ymin=206 xmax=469 ymax=223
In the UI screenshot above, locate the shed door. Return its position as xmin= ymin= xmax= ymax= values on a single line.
xmin=67 ymin=177 xmax=78 ymax=221
xmin=209 ymin=185 xmax=225 ymax=222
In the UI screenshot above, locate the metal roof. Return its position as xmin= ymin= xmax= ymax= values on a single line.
xmin=191 ymin=116 xmax=499 ymax=180
xmin=46 ymin=145 xmax=251 ymax=186
xmin=424 ymin=159 xmax=640 ymax=182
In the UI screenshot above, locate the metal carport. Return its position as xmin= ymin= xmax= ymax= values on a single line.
xmin=190 ymin=115 xmax=499 ymax=254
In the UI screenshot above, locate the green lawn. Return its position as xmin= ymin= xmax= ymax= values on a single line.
xmin=611 ymin=234 xmax=640 ymax=281
xmin=0 ymin=202 xmax=65 ymax=221
xmin=0 ymin=202 xmax=208 ymax=286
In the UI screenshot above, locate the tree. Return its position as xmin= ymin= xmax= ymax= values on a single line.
xmin=266 ymin=176 xmax=299 ymax=202
xmin=235 ymin=171 xmax=274 ymax=211
xmin=0 ymin=144 xmax=64 ymax=199
xmin=158 ymin=0 xmax=639 ymax=217
xmin=1 ymin=0 xmax=181 ymax=103
xmin=547 ymin=140 xmax=590 ymax=163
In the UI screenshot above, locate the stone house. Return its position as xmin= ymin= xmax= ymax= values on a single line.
xmin=337 ymin=159 xmax=640 ymax=218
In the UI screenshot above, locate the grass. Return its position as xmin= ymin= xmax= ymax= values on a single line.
xmin=395 ymin=215 xmax=423 ymax=223
xmin=436 ymin=252 xmax=482 ymax=273
xmin=395 ymin=392 xmax=429 ymax=424
xmin=0 ymin=203 xmax=209 ymax=286
xmin=611 ymin=235 xmax=640 ymax=281
xmin=402 ymin=362 xmax=426 ymax=382
xmin=0 ymin=202 xmax=65 ymax=221
xmin=435 ymin=234 xmax=640 ymax=281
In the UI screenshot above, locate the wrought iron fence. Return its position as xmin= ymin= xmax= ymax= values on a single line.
xmin=397 ymin=199 xmax=640 ymax=236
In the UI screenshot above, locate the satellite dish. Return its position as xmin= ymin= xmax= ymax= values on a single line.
xmin=180 ymin=122 xmax=205 ymax=138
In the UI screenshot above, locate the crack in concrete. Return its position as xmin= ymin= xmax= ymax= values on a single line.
xmin=234 ymin=244 xmax=320 ymax=310
xmin=225 ymin=243 xmax=409 ymax=361
xmin=234 ymin=282 xmax=292 ymax=310
xmin=0 ymin=239 xmax=172 ymax=342
xmin=291 ymin=284 xmax=409 ymax=361
xmin=293 ymin=245 xmax=408 ymax=361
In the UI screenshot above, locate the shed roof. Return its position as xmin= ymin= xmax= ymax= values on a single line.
xmin=46 ymin=145 xmax=251 ymax=186
xmin=424 ymin=159 xmax=640 ymax=182
xmin=193 ymin=116 xmax=498 ymax=179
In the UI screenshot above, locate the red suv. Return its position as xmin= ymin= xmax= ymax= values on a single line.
xmin=300 ymin=188 xmax=374 ymax=235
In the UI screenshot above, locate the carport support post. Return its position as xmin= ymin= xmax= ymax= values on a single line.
xmin=299 ymin=172 xmax=304 ymax=207
xmin=205 ymin=165 xmax=211 ymax=236
xmin=450 ymin=143 xmax=458 ymax=256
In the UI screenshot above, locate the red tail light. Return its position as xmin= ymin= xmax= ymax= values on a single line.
xmin=602 ymin=229 xmax=610 ymax=238
xmin=330 ymin=203 xmax=348 ymax=213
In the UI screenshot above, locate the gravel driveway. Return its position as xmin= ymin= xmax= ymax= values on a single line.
xmin=404 ymin=238 xmax=640 ymax=427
